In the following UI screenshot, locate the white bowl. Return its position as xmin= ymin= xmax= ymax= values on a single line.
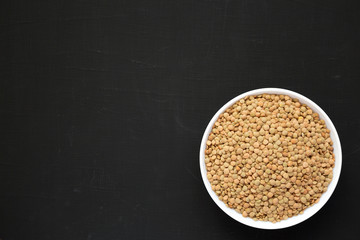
xmin=199 ymin=88 xmax=342 ymax=230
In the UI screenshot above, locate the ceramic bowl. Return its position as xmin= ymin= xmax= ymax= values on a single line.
xmin=199 ymin=88 xmax=342 ymax=229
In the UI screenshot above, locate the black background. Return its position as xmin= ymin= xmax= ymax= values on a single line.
xmin=1 ymin=0 xmax=360 ymax=239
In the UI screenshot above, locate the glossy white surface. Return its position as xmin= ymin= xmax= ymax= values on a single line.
xmin=199 ymin=88 xmax=342 ymax=229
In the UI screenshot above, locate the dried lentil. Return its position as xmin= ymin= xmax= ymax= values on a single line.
xmin=205 ymin=94 xmax=335 ymax=222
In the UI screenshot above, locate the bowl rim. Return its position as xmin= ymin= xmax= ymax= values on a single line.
xmin=199 ymin=88 xmax=342 ymax=230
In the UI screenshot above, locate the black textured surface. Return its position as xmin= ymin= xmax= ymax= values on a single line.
xmin=1 ymin=0 xmax=360 ymax=239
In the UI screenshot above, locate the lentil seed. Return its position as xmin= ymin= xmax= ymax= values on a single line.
xmin=205 ymin=94 xmax=334 ymax=223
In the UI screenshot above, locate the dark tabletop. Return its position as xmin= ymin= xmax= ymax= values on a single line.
xmin=1 ymin=0 xmax=360 ymax=239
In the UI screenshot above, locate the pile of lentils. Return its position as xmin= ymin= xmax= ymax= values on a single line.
xmin=205 ymin=94 xmax=335 ymax=222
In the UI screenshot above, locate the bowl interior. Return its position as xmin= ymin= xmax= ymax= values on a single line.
xmin=199 ymin=88 xmax=342 ymax=230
